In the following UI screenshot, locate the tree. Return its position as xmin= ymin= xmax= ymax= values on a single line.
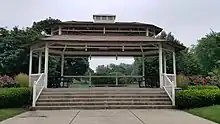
xmin=195 ymin=31 xmax=220 ymax=75
xmin=133 ymin=31 xmax=202 ymax=87
xmin=0 ymin=18 xmax=89 ymax=81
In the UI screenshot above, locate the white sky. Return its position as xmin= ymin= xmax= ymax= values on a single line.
xmin=1 ymin=0 xmax=220 ymax=70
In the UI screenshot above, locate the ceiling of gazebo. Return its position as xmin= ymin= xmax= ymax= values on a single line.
xmin=30 ymin=35 xmax=185 ymax=57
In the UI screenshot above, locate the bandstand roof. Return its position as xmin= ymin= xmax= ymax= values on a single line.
xmin=30 ymin=35 xmax=185 ymax=57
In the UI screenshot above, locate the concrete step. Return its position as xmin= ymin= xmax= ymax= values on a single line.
xmin=39 ymin=94 xmax=169 ymax=99
xmin=36 ymin=101 xmax=172 ymax=106
xmin=35 ymin=105 xmax=174 ymax=110
xmin=41 ymin=91 xmax=166 ymax=95
xmin=37 ymin=97 xmax=171 ymax=102
xmin=44 ymin=88 xmax=162 ymax=92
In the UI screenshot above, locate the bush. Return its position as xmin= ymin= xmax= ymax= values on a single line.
xmin=187 ymin=85 xmax=219 ymax=90
xmin=207 ymin=69 xmax=220 ymax=88
xmin=176 ymin=74 xmax=189 ymax=89
xmin=188 ymin=75 xmax=208 ymax=85
xmin=0 ymin=75 xmax=18 ymax=88
xmin=15 ymin=73 xmax=29 ymax=87
xmin=176 ymin=89 xmax=220 ymax=109
xmin=0 ymin=88 xmax=32 ymax=108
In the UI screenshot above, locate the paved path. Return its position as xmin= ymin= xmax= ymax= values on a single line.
xmin=0 ymin=109 xmax=216 ymax=124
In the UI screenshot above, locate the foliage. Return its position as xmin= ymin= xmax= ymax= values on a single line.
xmin=175 ymin=89 xmax=220 ymax=109
xmin=0 ymin=18 xmax=89 ymax=86
xmin=187 ymin=105 xmax=220 ymax=124
xmin=195 ymin=31 xmax=220 ymax=74
xmin=0 ymin=75 xmax=18 ymax=88
xmin=0 ymin=88 xmax=31 ymax=108
xmin=15 ymin=73 xmax=29 ymax=87
xmin=92 ymin=72 xmax=129 ymax=87
xmin=96 ymin=63 xmax=134 ymax=75
xmin=188 ymin=75 xmax=208 ymax=85
xmin=0 ymin=108 xmax=26 ymax=122
xmin=187 ymin=85 xmax=219 ymax=90
xmin=176 ymin=74 xmax=189 ymax=89
xmin=207 ymin=69 xmax=220 ymax=88
xmin=92 ymin=63 xmax=134 ymax=87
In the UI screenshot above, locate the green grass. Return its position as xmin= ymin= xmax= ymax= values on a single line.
xmin=0 ymin=108 xmax=26 ymax=122
xmin=187 ymin=105 xmax=220 ymax=123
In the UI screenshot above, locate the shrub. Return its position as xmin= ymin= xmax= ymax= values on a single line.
xmin=0 ymin=88 xmax=32 ymax=108
xmin=0 ymin=75 xmax=18 ymax=88
xmin=15 ymin=73 xmax=29 ymax=87
xmin=187 ymin=85 xmax=219 ymax=90
xmin=176 ymin=74 xmax=189 ymax=89
xmin=176 ymin=89 xmax=220 ymax=109
xmin=188 ymin=75 xmax=208 ymax=85
xmin=207 ymin=69 xmax=220 ymax=88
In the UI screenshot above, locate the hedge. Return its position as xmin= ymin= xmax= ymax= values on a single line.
xmin=176 ymin=89 xmax=220 ymax=109
xmin=0 ymin=88 xmax=32 ymax=108
xmin=187 ymin=85 xmax=219 ymax=90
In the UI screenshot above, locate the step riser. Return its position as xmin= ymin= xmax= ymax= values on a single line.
xmin=39 ymin=95 xmax=168 ymax=99
xmin=41 ymin=92 xmax=166 ymax=95
xmin=44 ymin=89 xmax=162 ymax=92
xmin=35 ymin=106 xmax=174 ymax=110
xmin=37 ymin=102 xmax=172 ymax=106
xmin=37 ymin=99 xmax=170 ymax=102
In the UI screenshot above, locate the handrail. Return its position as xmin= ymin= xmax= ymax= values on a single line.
xmin=163 ymin=74 xmax=175 ymax=106
xmin=63 ymin=75 xmax=143 ymax=78
xmin=32 ymin=73 xmax=45 ymax=107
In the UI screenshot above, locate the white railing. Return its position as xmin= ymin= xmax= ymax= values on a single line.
xmin=165 ymin=74 xmax=176 ymax=87
xmin=162 ymin=73 xmax=175 ymax=106
xmin=32 ymin=73 xmax=45 ymax=107
xmin=30 ymin=74 xmax=42 ymax=87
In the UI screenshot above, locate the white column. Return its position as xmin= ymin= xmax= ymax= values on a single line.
xmin=29 ymin=48 xmax=33 ymax=87
xmin=58 ymin=26 xmax=62 ymax=35
xmin=44 ymin=43 xmax=49 ymax=88
xmin=60 ymin=54 xmax=64 ymax=86
xmin=173 ymin=50 xmax=177 ymax=87
xmin=163 ymin=53 xmax=166 ymax=74
xmin=116 ymin=72 xmax=118 ymax=86
xmin=142 ymin=54 xmax=145 ymax=86
xmin=89 ymin=70 xmax=92 ymax=87
xmin=38 ymin=52 xmax=42 ymax=74
xmin=159 ymin=43 xmax=163 ymax=88
xmin=61 ymin=54 xmax=64 ymax=77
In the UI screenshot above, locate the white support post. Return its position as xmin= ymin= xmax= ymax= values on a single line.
xmin=61 ymin=54 xmax=64 ymax=86
xmin=29 ymin=48 xmax=33 ymax=87
xmin=58 ymin=26 xmax=62 ymax=35
xmin=142 ymin=54 xmax=145 ymax=86
xmin=173 ymin=50 xmax=177 ymax=87
xmin=116 ymin=72 xmax=118 ymax=86
xmin=163 ymin=53 xmax=166 ymax=74
xmin=38 ymin=52 xmax=42 ymax=74
xmin=89 ymin=71 xmax=92 ymax=87
xmin=146 ymin=28 xmax=149 ymax=36
xmin=44 ymin=43 xmax=49 ymax=88
xmin=159 ymin=43 xmax=163 ymax=88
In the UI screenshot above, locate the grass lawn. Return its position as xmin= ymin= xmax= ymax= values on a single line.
xmin=187 ymin=105 xmax=220 ymax=123
xmin=0 ymin=108 xmax=26 ymax=122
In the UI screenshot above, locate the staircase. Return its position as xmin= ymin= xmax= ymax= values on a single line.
xmin=35 ymin=88 xmax=173 ymax=110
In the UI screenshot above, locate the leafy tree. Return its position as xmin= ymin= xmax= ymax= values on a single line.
xmin=0 ymin=18 xmax=89 ymax=83
xmin=133 ymin=31 xmax=201 ymax=87
xmin=195 ymin=31 xmax=220 ymax=74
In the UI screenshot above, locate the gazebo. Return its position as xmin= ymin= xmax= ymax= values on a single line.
xmin=29 ymin=15 xmax=185 ymax=107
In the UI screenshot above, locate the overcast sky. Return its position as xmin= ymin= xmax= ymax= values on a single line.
xmin=1 ymin=0 xmax=220 ymax=70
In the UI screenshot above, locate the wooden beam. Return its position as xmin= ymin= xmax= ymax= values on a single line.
xmin=49 ymin=49 xmax=158 ymax=56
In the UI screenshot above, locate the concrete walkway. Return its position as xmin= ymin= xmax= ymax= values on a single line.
xmin=0 ymin=109 xmax=216 ymax=124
